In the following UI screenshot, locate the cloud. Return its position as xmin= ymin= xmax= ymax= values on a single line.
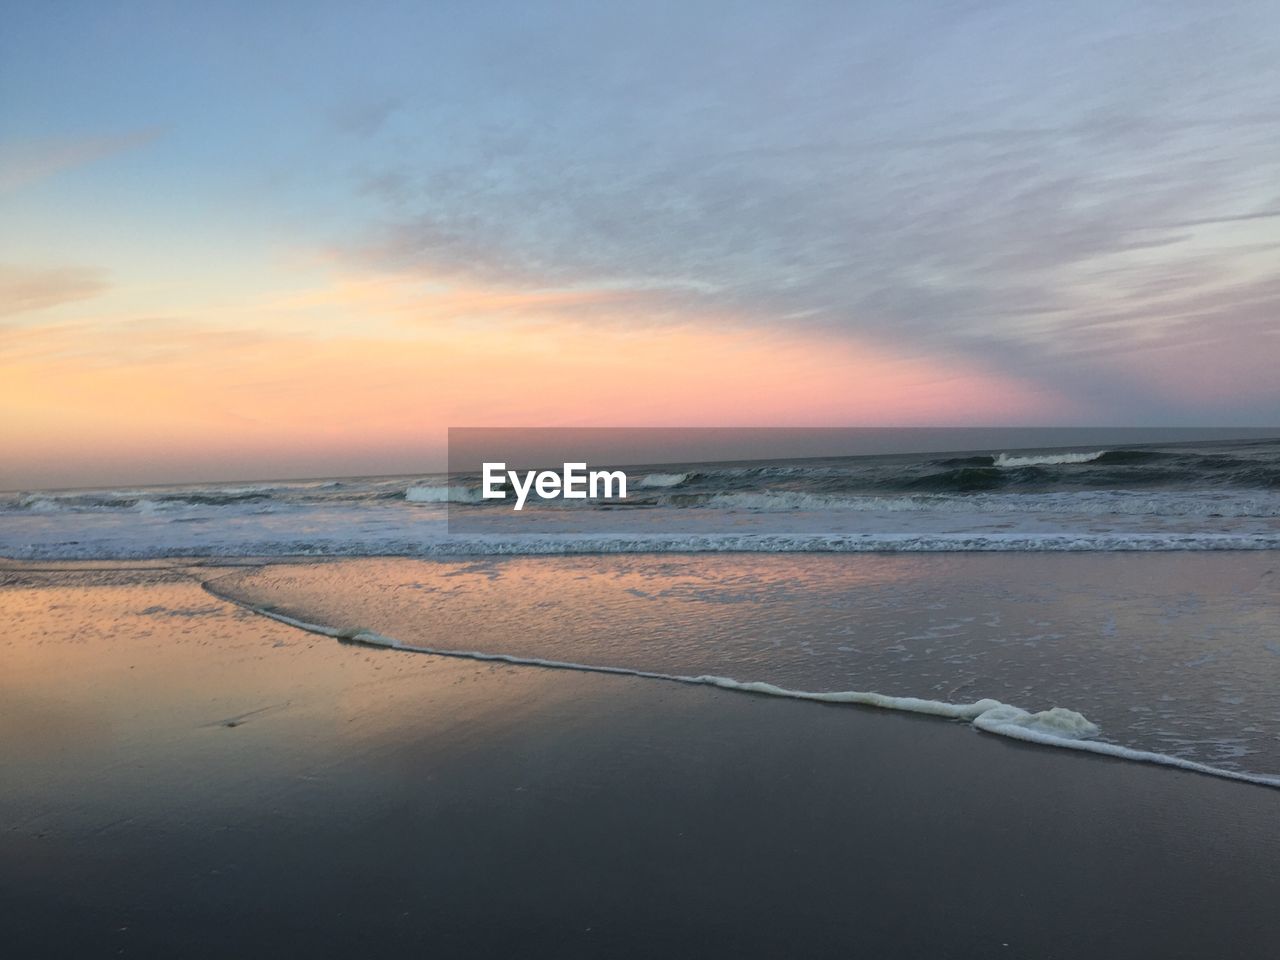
xmin=0 ymin=128 xmax=161 ymax=193
xmin=1169 ymin=210 xmax=1280 ymax=228
xmin=329 ymin=96 xmax=402 ymax=137
xmin=319 ymin=1 xmax=1280 ymax=421
xmin=0 ymin=265 xmax=109 ymax=318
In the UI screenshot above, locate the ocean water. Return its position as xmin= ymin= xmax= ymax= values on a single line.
xmin=3 ymin=436 xmax=1279 ymax=558
xmin=205 ymin=553 xmax=1280 ymax=787
xmin=5 ymin=435 xmax=1278 ymax=786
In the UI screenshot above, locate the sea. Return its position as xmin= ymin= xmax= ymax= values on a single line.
xmin=4 ymin=434 xmax=1279 ymax=558
xmin=4 ymin=432 xmax=1279 ymax=787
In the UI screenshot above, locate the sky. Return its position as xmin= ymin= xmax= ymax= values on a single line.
xmin=2 ymin=0 xmax=1278 ymax=487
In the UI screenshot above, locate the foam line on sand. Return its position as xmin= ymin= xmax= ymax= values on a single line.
xmin=203 ymin=579 xmax=1280 ymax=790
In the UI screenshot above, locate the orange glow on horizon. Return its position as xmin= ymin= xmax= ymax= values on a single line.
xmin=1 ymin=273 xmax=1073 ymax=487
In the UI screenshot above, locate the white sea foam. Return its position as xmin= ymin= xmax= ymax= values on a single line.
xmin=637 ymin=472 xmax=689 ymax=488
xmin=8 ymin=530 xmax=1280 ymax=561
xmin=994 ymin=450 xmax=1105 ymax=467
xmin=405 ymin=484 xmax=483 ymax=504
xmin=200 ymin=582 xmax=1280 ymax=790
xmin=699 ymin=490 xmax=1280 ymax=517
xmin=199 ymin=484 xmax=285 ymax=496
xmin=18 ymin=496 xmax=62 ymax=513
xmin=5 ymin=451 xmax=1279 ymax=560
xmin=971 ymin=704 xmax=1100 ymax=740
xmin=703 ymin=491 xmax=846 ymax=511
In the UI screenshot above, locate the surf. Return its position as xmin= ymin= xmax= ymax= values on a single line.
xmin=200 ymin=573 xmax=1280 ymax=791
xmin=994 ymin=450 xmax=1107 ymax=467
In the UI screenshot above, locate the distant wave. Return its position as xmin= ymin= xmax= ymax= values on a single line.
xmin=10 ymin=491 xmax=274 ymax=512
xmin=6 ymin=439 xmax=1278 ymax=560
xmin=930 ymin=455 xmax=996 ymax=467
xmin=695 ymin=490 xmax=1280 ymax=517
xmin=8 ymin=441 xmax=1279 ymax=519
xmin=3 ymin=483 xmax=352 ymax=512
xmin=994 ymin=450 xmax=1106 ymax=468
xmin=1092 ymin=449 xmax=1177 ymax=465
xmin=405 ymin=484 xmax=484 ymax=504
xmin=898 ymin=466 xmax=1009 ymax=492
xmin=636 ymin=472 xmax=689 ymax=488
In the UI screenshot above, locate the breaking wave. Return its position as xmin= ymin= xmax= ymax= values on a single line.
xmin=994 ymin=450 xmax=1106 ymax=467
xmin=5 ymin=437 xmax=1278 ymax=560
xmin=11 ymin=530 xmax=1280 ymax=561
xmin=405 ymin=484 xmax=484 ymax=504
xmin=696 ymin=490 xmax=1280 ymax=517
xmin=637 ymin=472 xmax=689 ymax=488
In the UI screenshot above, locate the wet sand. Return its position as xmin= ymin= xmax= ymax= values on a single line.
xmin=2 ymin=560 xmax=1278 ymax=958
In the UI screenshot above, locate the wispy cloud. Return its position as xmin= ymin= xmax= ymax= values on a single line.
xmin=0 ymin=128 xmax=161 ymax=193
xmin=1168 ymin=210 xmax=1280 ymax=228
xmin=318 ymin=2 xmax=1280 ymax=421
xmin=0 ymin=264 xmax=109 ymax=317
xmin=4 ymin=0 xmax=1279 ymax=482
xmin=329 ymin=96 xmax=402 ymax=138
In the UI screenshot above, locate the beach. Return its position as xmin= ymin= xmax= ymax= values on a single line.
xmin=10 ymin=1 xmax=1280 ymax=954
xmin=3 ymin=558 xmax=1278 ymax=958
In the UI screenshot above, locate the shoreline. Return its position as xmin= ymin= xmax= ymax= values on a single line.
xmin=202 ymin=569 xmax=1280 ymax=791
xmin=3 ymin=559 xmax=1278 ymax=957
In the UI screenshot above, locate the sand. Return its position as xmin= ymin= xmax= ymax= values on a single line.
xmin=2 ymin=559 xmax=1278 ymax=958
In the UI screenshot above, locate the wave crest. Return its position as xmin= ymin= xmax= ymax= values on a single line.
xmin=637 ymin=472 xmax=689 ymax=488
xmin=994 ymin=450 xmax=1106 ymax=467
xmin=405 ymin=484 xmax=484 ymax=504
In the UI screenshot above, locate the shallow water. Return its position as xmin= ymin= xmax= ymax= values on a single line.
xmin=208 ymin=551 xmax=1280 ymax=783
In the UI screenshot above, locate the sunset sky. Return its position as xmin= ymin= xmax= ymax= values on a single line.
xmin=3 ymin=0 xmax=1278 ymax=488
